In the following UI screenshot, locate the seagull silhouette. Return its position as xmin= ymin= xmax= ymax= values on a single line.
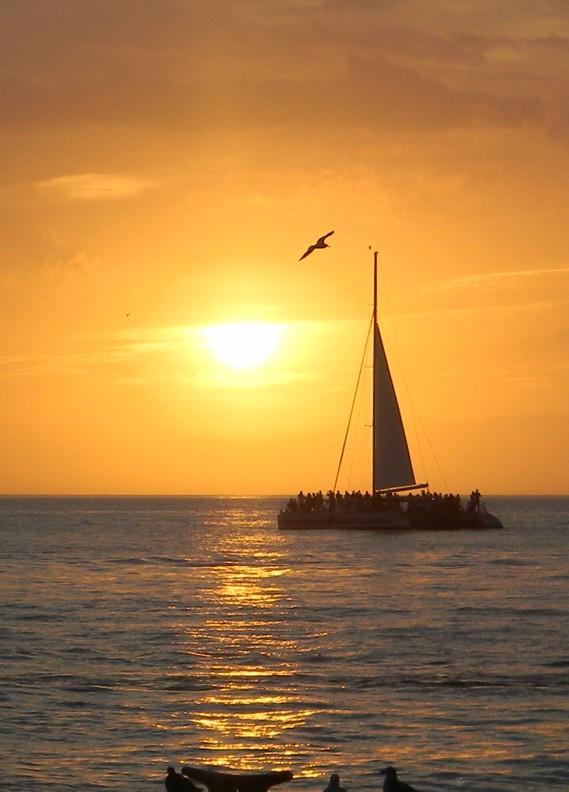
xmin=379 ymin=766 xmax=419 ymax=792
xmin=299 ymin=230 xmax=334 ymax=260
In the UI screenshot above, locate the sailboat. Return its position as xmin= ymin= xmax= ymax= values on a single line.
xmin=278 ymin=251 xmax=503 ymax=531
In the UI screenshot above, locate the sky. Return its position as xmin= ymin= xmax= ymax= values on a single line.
xmin=1 ymin=0 xmax=569 ymax=496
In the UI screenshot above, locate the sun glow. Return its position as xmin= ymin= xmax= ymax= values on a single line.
xmin=203 ymin=322 xmax=282 ymax=370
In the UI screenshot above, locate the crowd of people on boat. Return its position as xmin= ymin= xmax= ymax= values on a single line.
xmin=407 ymin=490 xmax=463 ymax=519
xmin=285 ymin=489 xmax=404 ymax=513
xmin=284 ymin=488 xmax=483 ymax=516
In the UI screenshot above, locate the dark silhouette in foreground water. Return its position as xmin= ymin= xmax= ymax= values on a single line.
xmin=179 ymin=766 xmax=293 ymax=792
xmin=323 ymin=773 xmax=346 ymax=792
xmin=380 ymin=766 xmax=419 ymax=792
xmin=165 ymin=767 xmax=203 ymax=792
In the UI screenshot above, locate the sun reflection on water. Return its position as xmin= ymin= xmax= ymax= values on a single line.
xmin=193 ymin=708 xmax=311 ymax=740
xmin=215 ymin=565 xmax=286 ymax=608
xmin=172 ymin=530 xmax=315 ymax=767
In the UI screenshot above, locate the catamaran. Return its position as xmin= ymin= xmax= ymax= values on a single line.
xmin=278 ymin=251 xmax=503 ymax=531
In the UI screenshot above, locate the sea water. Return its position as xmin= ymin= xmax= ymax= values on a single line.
xmin=1 ymin=496 xmax=568 ymax=791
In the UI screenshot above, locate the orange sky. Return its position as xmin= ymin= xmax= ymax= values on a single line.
xmin=1 ymin=1 xmax=569 ymax=495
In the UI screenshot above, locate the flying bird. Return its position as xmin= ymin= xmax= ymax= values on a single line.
xmin=299 ymin=230 xmax=334 ymax=260
xmin=165 ymin=767 xmax=203 ymax=792
xmin=379 ymin=766 xmax=419 ymax=792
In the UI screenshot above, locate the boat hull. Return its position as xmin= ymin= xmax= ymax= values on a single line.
xmin=277 ymin=505 xmax=503 ymax=531
xmin=277 ymin=508 xmax=412 ymax=530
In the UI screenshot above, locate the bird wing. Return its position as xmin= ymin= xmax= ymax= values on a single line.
xmin=299 ymin=245 xmax=315 ymax=260
xmin=299 ymin=231 xmax=333 ymax=260
xmin=317 ymin=230 xmax=334 ymax=244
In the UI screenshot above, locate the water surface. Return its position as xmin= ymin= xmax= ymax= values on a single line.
xmin=1 ymin=496 xmax=568 ymax=791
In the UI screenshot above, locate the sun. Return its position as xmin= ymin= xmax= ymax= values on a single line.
xmin=203 ymin=322 xmax=282 ymax=370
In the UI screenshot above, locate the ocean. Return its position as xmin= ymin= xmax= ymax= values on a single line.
xmin=1 ymin=496 xmax=568 ymax=791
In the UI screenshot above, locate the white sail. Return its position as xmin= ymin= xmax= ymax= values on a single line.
xmin=372 ymin=300 xmax=417 ymax=493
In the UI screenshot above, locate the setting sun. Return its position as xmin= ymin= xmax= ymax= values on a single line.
xmin=202 ymin=322 xmax=282 ymax=370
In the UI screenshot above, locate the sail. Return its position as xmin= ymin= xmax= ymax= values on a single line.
xmin=372 ymin=321 xmax=417 ymax=492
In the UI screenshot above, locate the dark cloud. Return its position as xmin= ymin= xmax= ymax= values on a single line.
xmin=0 ymin=59 xmax=542 ymax=136
xmin=342 ymin=56 xmax=542 ymax=128
xmin=0 ymin=1 xmax=553 ymax=137
xmin=547 ymin=92 xmax=569 ymax=141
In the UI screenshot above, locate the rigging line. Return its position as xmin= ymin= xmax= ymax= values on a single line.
xmin=381 ymin=326 xmax=450 ymax=491
xmin=344 ymin=365 xmax=372 ymax=493
xmin=410 ymin=408 xmax=450 ymax=492
xmin=333 ymin=314 xmax=374 ymax=493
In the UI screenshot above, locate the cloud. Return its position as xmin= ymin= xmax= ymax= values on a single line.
xmin=426 ymin=266 xmax=569 ymax=292
xmin=193 ymin=370 xmax=313 ymax=390
xmin=0 ymin=57 xmax=543 ymax=136
xmin=342 ymin=56 xmax=542 ymax=129
xmin=35 ymin=173 xmax=157 ymax=201
xmin=0 ymin=1 xmax=549 ymax=136
xmin=406 ymin=266 xmax=569 ymax=323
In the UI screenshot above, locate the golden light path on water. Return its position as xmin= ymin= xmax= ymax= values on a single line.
xmin=173 ymin=527 xmax=320 ymax=776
